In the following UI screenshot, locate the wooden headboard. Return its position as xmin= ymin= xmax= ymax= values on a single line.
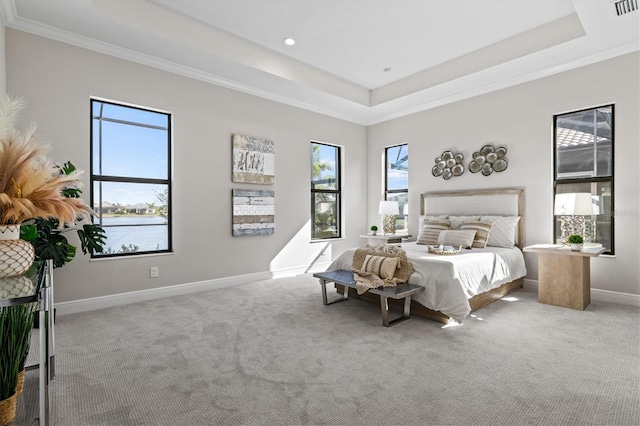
xmin=420 ymin=188 xmax=525 ymax=248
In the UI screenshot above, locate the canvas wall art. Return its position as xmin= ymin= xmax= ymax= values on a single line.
xmin=232 ymin=134 xmax=275 ymax=184
xmin=232 ymin=189 xmax=275 ymax=236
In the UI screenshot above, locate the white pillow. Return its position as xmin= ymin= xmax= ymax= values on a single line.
xmin=480 ymin=216 xmax=520 ymax=248
xmin=447 ymin=215 xmax=481 ymax=230
xmin=437 ymin=229 xmax=477 ymax=249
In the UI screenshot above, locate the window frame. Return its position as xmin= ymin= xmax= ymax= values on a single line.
xmin=384 ymin=143 xmax=409 ymax=232
xmin=553 ymin=104 xmax=614 ymax=254
xmin=90 ymin=98 xmax=173 ymax=258
xmin=310 ymin=141 xmax=342 ymax=240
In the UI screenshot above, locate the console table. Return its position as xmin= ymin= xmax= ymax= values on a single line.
xmin=0 ymin=260 xmax=54 ymax=425
xmin=523 ymin=244 xmax=606 ymax=310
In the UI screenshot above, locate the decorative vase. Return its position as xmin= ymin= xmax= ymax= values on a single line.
xmin=0 ymin=275 xmax=35 ymax=299
xmin=0 ymin=225 xmax=35 ymax=278
xmin=0 ymin=393 xmax=17 ymax=426
xmin=570 ymin=244 xmax=582 ymax=251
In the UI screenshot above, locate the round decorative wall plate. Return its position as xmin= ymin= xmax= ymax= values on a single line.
xmin=451 ymin=164 xmax=464 ymax=176
xmin=468 ymin=144 xmax=509 ymax=176
xmin=432 ymin=150 xmax=464 ymax=179
xmin=493 ymin=158 xmax=508 ymax=172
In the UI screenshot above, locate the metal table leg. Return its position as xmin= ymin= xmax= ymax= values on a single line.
xmin=380 ymin=295 xmax=413 ymax=327
xmin=38 ymin=286 xmax=50 ymax=426
xmin=380 ymin=296 xmax=390 ymax=326
xmin=320 ymin=279 xmax=349 ymax=305
xmin=403 ymin=296 xmax=412 ymax=318
xmin=45 ymin=260 xmax=55 ymax=381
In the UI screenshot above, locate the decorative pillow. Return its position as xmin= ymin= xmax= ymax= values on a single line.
xmin=416 ymin=221 xmax=451 ymax=245
xmin=437 ymin=229 xmax=477 ymax=249
xmin=447 ymin=215 xmax=481 ymax=230
xmin=418 ymin=215 xmax=448 ymax=233
xmin=460 ymin=221 xmax=493 ymax=248
xmin=480 ymin=216 xmax=521 ymax=248
xmin=360 ymin=255 xmax=400 ymax=279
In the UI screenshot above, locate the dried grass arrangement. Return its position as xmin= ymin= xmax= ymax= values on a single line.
xmin=0 ymin=97 xmax=92 ymax=226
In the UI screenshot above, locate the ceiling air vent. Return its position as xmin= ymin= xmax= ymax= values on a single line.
xmin=613 ymin=0 xmax=638 ymax=16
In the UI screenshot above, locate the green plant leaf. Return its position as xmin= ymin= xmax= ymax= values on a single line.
xmin=27 ymin=220 xmax=75 ymax=268
xmin=567 ymin=234 xmax=583 ymax=244
xmin=61 ymin=161 xmax=76 ymax=175
xmin=0 ymin=304 xmax=37 ymax=399
xmin=19 ymin=224 xmax=38 ymax=242
xmin=61 ymin=187 xmax=82 ymax=198
xmin=77 ymin=224 xmax=107 ymax=254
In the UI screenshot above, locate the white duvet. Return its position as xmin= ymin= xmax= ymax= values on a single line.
xmin=327 ymin=242 xmax=527 ymax=323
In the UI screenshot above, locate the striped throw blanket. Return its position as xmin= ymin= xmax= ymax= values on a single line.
xmin=352 ymin=244 xmax=414 ymax=294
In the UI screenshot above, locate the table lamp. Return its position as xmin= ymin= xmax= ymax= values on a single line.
xmin=379 ymin=201 xmax=399 ymax=235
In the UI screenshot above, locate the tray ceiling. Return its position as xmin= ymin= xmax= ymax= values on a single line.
xmin=1 ymin=0 xmax=638 ymax=124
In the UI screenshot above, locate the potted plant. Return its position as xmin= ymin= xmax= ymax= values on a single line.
xmin=370 ymin=225 xmax=378 ymax=236
xmin=20 ymin=161 xmax=106 ymax=269
xmin=0 ymin=303 xmax=36 ymax=424
xmin=0 ymin=96 xmax=104 ymax=421
xmin=567 ymin=234 xmax=583 ymax=251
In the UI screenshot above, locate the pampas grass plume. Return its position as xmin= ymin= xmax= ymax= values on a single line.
xmin=0 ymin=96 xmax=92 ymax=225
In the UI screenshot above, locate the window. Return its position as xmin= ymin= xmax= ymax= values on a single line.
xmin=91 ymin=99 xmax=172 ymax=257
xmin=311 ymin=142 xmax=341 ymax=239
xmin=554 ymin=105 xmax=613 ymax=254
xmin=385 ymin=144 xmax=409 ymax=232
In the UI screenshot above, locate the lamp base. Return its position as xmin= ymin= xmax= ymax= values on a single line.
xmin=382 ymin=215 xmax=396 ymax=235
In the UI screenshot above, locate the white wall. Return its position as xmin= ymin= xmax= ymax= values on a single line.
xmin=367 ymin=52 xmax=640 ymax=297
xmin=5 ymin=28 xmax=639 ymax=303
xmin=0 ymin=9 xmax=6 ymax=95
xmin=6 ymin=29 xmax=367 ymax=303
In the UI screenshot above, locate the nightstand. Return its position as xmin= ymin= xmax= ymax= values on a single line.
xmin=360 ymin=234 xmax=411 ymax=245
xmin=523 ymin=244 xmax=606 ymax=310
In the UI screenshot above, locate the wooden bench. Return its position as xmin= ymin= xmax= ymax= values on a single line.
xmin=312 ymin=269 xmax=425 ymax=327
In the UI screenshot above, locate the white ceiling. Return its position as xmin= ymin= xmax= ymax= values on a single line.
xmin=1 ymin=0 xmax=639 ymax=125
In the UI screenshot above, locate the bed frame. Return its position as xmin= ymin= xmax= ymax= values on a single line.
xmin=342 ymin=188 xmax=525 ymax=325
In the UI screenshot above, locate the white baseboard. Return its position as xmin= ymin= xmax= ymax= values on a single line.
xmin=58 ymin=266 xmax=636 ymax=316
xmin=523 ymin=279 xmax=640 ymax=307
xmin=55 ymin=261 xmax=333 ymax=316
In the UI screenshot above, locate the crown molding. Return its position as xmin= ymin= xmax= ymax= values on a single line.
xmin=2 ymin=0 xmax=638 ymax=127
xmin=365 ymin=40 xmax=640 ymax=125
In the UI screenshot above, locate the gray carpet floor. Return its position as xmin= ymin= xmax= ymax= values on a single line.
xmin=13 ymin=273 xmax=640 ymax=425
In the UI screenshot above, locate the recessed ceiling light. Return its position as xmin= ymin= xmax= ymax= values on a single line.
xmin=283 ymin=37 xmax=296 ymax=46
xmin=383 ymin=67 xmax=392 ymax=72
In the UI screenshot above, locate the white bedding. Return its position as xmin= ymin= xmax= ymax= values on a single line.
xmin=327 ymin=242 xmax=527 ymax=323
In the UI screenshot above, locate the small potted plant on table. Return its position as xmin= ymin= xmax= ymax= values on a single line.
xmin=567 ymin=234 xmax=583 ymax=251
xmin=370 ymin=225 xmax=378 ymax=236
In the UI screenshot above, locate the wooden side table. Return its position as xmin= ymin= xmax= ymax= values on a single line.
xmin=359 ymin=234 xmax=411 ymax=245
xmin=523 ymin=244 xmax=606 ymax=310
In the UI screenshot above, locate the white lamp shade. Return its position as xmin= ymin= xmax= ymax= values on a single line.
xmin=379 ymin=200 xmax=399 ymax=215
xmin=554 ymin=193 xmax=594 ymax=215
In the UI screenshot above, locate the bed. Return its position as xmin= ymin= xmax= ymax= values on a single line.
xmin=327 ymin=188 xmax=527 ymax=324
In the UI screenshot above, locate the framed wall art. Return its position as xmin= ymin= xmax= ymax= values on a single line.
xmin=232 ymin=189 xmax=274 ymax=236
xmin=232 ymin=134 xmax=275 ymax=184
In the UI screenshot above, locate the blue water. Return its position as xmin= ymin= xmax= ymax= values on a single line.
xmin=98 ymin=216 xmax=169 ymax=254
